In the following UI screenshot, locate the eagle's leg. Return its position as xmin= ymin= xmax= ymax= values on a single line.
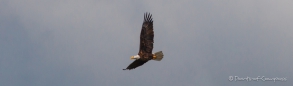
xmin=152 ymin=54 xmax=157 ymax=59
xmin=152 ymin=51 xmax=164 ymax=61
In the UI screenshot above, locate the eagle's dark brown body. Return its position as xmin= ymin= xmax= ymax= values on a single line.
xmin=123 ymin=13 xmax=154 ymax=70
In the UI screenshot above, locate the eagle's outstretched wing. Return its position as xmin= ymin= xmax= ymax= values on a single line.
xmin=138 ymin=12 xmax=154 ymax=60
xmin=123 ymin=60 xmax=148 ymax=70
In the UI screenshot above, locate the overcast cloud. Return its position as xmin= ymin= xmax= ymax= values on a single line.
xmin=1 ymin=0 xmax=292 ymax=86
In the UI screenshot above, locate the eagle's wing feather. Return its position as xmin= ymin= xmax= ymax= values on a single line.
xmin=123 ymin=60 xmax=148 ymax=70
xmin=138 ymin=12 xmax=154 ymax=60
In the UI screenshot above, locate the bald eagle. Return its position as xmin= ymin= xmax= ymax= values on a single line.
xmin=123 ymin=13 xmax=164 ymax=70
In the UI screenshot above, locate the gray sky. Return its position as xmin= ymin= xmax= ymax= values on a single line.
xmin=1 ymin=0 xmax=292 ymax=86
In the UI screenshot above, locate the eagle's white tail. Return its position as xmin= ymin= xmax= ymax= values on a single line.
xmin=153 ymin=51 xmax=164 ymax=61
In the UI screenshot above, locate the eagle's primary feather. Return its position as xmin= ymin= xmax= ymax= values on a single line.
xmin=123 ymin=60 xmax=148 ymax=70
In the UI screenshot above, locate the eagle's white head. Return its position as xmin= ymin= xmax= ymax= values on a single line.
xmin=130 ymin=55 xmax=140 ymax=60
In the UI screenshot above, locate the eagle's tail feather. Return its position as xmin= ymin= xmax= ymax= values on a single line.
xmin=153 ymin=51 xmax=164 ymax=61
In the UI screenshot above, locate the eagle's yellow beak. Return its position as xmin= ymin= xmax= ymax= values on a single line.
xmin=130 ymin=56 xmax=135 ymax=60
